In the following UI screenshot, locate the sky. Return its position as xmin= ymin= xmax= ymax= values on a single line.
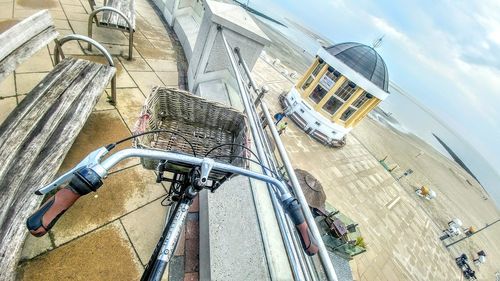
xmin=247 ymin=0 xmax=500 ymax=182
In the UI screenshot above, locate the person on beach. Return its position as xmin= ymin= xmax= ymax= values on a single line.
xmin=274 ymin=112 xmax=286 ymax=125
xmin=278 ymin=122 xmax=288 ymax=135
xmin=473 ymin=250 xmax=486 ymax=266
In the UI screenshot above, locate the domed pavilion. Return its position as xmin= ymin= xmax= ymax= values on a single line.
xmin=281 ymin=42 xmax=390 ymax=146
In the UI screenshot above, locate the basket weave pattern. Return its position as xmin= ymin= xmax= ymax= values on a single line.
xmin=133 ymin=87 xmax=249 ymax=170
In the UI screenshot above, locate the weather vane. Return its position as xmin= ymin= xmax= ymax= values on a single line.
xmin=372 ymin=35 xmax=385 ymax=49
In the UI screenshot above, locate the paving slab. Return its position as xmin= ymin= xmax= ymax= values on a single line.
xmin=14 ymin=72 xmax=49 ymax=95
xmin=94 ymin=90 xmax=115 ymax=112
xmin=120 ymin=199 xmax=169 ymax=265
xmin=53 ymin=18 xmax=71 ymax=30
xmin=48 ymin=29 xmax=85 ymax=56
xmin=61 ymin=3 xmax=86 ymax=14
xmin=150 ymin=39 xmax=174 ymax=50
xmin=0 ymin=4 xmax=13 ymax=19
xmin=51 ymin=164 xmax=166 ymax=246
xmin=114 ymin=87 xmax=146 ymax=130
xmin=16 ymin=47 xmax=53 ymax=73
xmin=65 ymin=11 xmax=88 ymax=22
xmin=19 ymin=233 xmax=53 ymax=261
xmin=156 ymin=71 xmax=179 ymax=87
xmin=57 ymin=110 xmax=133 ymax=172
xmin=18 ymin=222 xmax=142 ymax=281
xmin=0 ymin=73 xmax=15 ymax=97
xmin=134 ymin=37 xmax=175 ymax=60
xmin=119 ymin=56 xmax=153 ymax=72
xmin=15 ymin=0 xmax=59 ymax=9
xmin=145 ymin=59 xmax=179 ymax=72
xmin=129 ymin=71 xmax=165 ymax=94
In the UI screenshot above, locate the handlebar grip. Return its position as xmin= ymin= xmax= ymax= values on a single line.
xmin=284 ymin=198 xmax=319 ymax=256
xmin=27 ymin=167 xmax=103 ymax=237
xmin=27 ymin=187 xmax=80 ymax=237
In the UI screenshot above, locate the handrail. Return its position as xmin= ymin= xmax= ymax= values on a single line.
xmin=232 ymin=36 xmax=339 ymax=281
xmin=220 ymin=30 xmax=307 ymax=281
xmin=53 ymin=34 xmax=117 ymax=105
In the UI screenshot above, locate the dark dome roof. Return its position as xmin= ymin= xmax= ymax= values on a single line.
xmin=324 ymin=42 xmax=389 ymax=92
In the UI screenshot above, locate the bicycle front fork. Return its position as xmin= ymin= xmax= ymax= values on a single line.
xmin=141 ymin=197 xmax=192 ymax=281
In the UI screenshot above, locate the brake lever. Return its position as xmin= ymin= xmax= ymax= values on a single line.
xmin=35 ymin=147 xmax=110 ymax=195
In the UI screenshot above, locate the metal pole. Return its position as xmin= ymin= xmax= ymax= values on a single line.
xmin=233 ymin=37 xmax=338 ymax=281
xmin=234 ymin=48 xmax=268 ymax=106
xmin=221 ymin=30 xmax=307 ymax=281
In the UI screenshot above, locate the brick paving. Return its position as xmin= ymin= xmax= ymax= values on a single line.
xmin=169 ymin=197 xmax=200 ymax=281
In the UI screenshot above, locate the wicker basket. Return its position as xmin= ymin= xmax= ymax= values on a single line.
xmin=133 ymin=87 xmax=249 ymax=177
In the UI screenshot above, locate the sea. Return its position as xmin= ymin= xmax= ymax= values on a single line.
xmin=253 ymin=12 xmax=500 ymax=208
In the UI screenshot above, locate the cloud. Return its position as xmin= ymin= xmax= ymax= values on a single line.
xmin=369 ymin=11 xmax=500 ymax=117
xmin=364 ymin=7 xmax=500 ymax=169
xmin=259 ymin=0 xmax=500 ymax=171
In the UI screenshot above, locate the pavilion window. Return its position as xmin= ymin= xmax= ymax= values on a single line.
xmin=301 ymin=61 xmax=326 ymax=90
xmin=339 ymin=93 xmax=372 ymax=121
xmin=302 ymin=76 xmax=314 ymax=90
xmin=335 ymin=81 xmax=357 ymax=101
xmin=352 ymin=94 xmax=370 ymax=108
xmin=309 ymin=85 xmax=328 ymax=104
xmin=322 ymin=96 xmax=343 ymax=115
xmin=312 ymin=61 xmax=326 ymax=76
xmin=340 ymin=107 xmax=356 ymax=121
xmin=317 ymin=67 xmax=340 ymax=91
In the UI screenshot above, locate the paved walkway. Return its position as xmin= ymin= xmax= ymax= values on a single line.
xmin=0 ymin=0 xmax=188 ymax=280
xmin=252 ymin=57 xmax=463 ymax=281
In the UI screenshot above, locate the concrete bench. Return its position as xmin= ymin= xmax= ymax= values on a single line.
xmin=87 ymin=0 xmax=136 ymax=60
xmin=0 ymin=10 xmax=116 ymax=279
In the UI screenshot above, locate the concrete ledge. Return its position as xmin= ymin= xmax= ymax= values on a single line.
xmin=199 ymin=176 xmax=270 ymax=281
xmin=173 ymin=13 xmax=200 ymax=61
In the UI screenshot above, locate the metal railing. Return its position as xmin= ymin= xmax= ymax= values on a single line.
xmin=220 ymin=29 xmax=338 ymax=281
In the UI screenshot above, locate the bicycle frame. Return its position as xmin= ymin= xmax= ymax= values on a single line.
xmin=141 ymin=196 xmax=191 ymax=281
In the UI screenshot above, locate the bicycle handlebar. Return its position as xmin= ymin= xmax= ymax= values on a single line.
xmin=27 ymin=148 xmax=319 ymax=255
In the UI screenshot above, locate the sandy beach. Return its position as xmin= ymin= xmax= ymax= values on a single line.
xmin=352 ymin=115 xmax=500 ymax=279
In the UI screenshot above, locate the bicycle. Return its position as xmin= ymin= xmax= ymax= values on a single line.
xmin=26 ymin=134 xmax=319 ymax=280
